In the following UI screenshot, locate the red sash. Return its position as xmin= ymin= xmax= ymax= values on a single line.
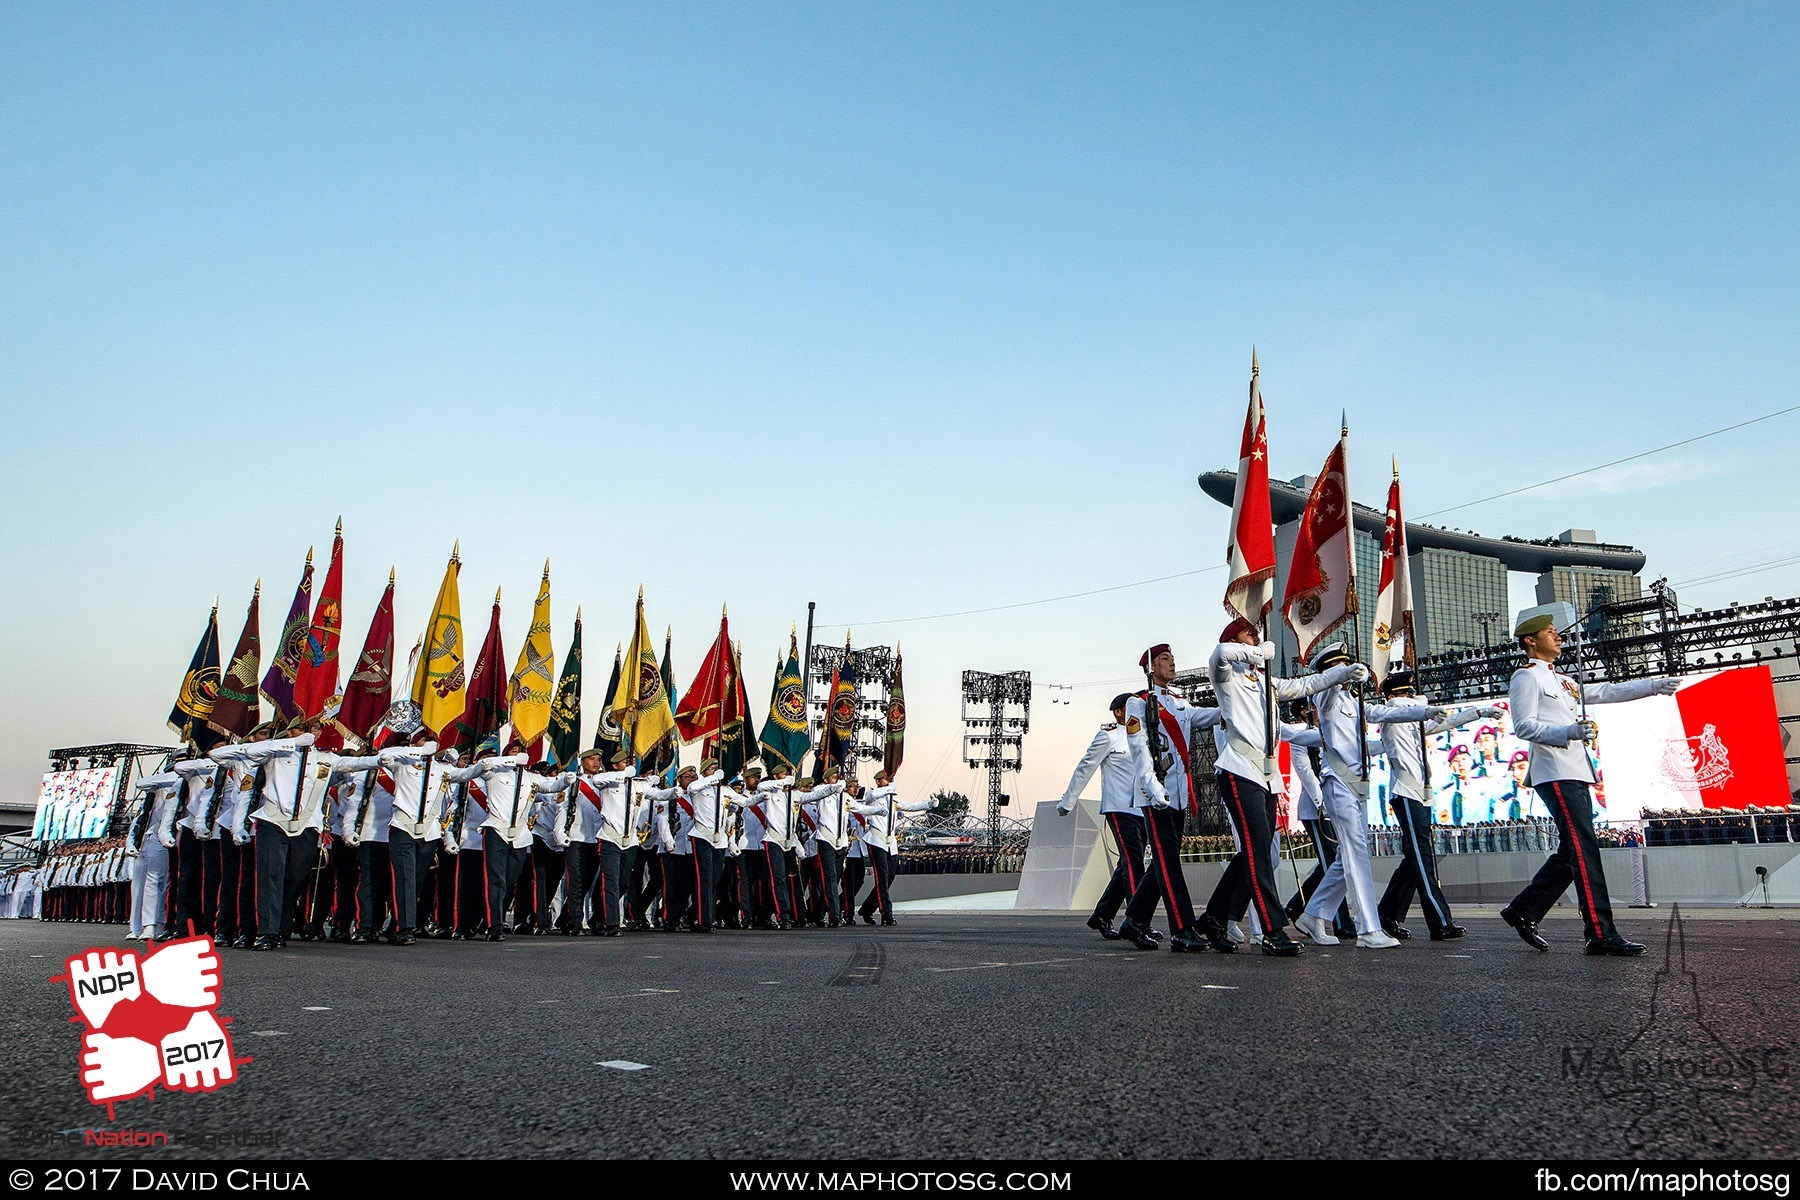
xmin=577 ymin=779 xmax=604 ymax=808
xmin=1148 ymin=690 xmax=1198 ymax=813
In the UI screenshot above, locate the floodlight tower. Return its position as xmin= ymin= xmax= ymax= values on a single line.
xmin=960 ymin=670 xmax=1031 ymax=846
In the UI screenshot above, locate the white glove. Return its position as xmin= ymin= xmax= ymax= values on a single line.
xmin=1424 ymin=707 xmax=1451 ymax=721
xmin=1348 ymin=663 xmax=1372 ymax=684
xmin=1323 ymin=664 xmax=1358 ymax=687
xmin=63 ymin=948 xmax=141 ymax=1031
xmin=1479 ymin=707 xmax=1505 ymax=719
xmin=929 ymin=798 xmax=939 ymax=809
xmin=1652 ymin=679 xmax=1681 ymax=696
xmin=141 ymin=937 xmax=221 ymax=1009
xmin=81 ymin=1031 xmax=161 ymax=1103
xmin=1573 ymin=719 xmax=1599 ymax=744
xmin=160 ymin=1010 xmax=236 ymax=1093
xmin=1253 ymin=641 xmax=1277 ymax=663
xmin=441 ymin=832 xmax=460 ymax=854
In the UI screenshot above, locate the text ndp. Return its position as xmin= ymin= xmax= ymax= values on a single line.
xmin=76 ymin=967 xmax=136 ymax=997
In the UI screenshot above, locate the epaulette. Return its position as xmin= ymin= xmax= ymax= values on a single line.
xmin=1099 ymin=722 xmax=1118 ymax=731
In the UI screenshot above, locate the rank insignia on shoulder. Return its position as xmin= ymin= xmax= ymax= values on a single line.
xmin=1125 ymin=717 xmax=1142 ymax=734
xmin=1100 ymin=721 xmax=1118 ymax=731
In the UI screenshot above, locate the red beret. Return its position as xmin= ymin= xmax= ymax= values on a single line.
xmin=1219 ymin=617 xmax=1256 ymax=644
xmin=1138 ymin=643 xmax=1171 ymax=670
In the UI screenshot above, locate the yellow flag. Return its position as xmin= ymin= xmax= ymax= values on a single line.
xmin=412 ymin=545 xmax=466 ymax=737
xmin=508 ymin=562 xmax=556 ymax=745
xmin=610 ymin=588 xmax=676 ymax=756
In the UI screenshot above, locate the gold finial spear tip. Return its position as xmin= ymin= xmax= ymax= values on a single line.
xmin=305 ymin=546 xmax=314 ymax=564
xmin=1251 ymin=346 xmax=1259 ymax=375
xmin=637 ymin=584 xmax=644 ymax=599
xmin=451 ymin=538 xmax=460 ymax=559
xmin=254 ymin=577 xmax=261 ymax=593
xmin=388 ymin=566 xmax=396 ymax=583
xmin=335 ymin=516 xmax=342 ymax=535
xmin=575 ymin=605 xmax=581 ymax=621
xmin=494 ymin=586 xmax=502 ymax=604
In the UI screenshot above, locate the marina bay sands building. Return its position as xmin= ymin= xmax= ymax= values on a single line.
xmin=1197 ymin=471 xmax=1648 ymax=674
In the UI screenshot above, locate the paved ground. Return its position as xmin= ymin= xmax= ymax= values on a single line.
xmin=2 ymin=908 xmax=1793 ymax=1161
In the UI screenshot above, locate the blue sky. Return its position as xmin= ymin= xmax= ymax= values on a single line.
xmin=3 ymin=3 xmax=1797 ymax=808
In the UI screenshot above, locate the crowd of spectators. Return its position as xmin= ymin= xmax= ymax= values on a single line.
xmin=1642 ymin=806 xmax=1799 ymax=846
xmin=895 ymin=844 xmax=1028 ymax=875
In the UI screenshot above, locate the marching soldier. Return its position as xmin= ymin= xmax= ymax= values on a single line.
xmin=849 ymin=771 xmax=936 ymax=926
xmin=1056 ymin=693 xmax=1163 ymax=940
xmin=1198 ymin=620 xmax=1362 ymax=957
xmin=161 ymin=750 xmax=224 ymax=941
xmin=376 ymin=731 xmax=452 ymax=946
xmin=1501 ymin=607 xmax=1678 ymax=956
xmin=235 ymin=722 xmax=333 ymax=950
xmin=125 ymin=770 xmax=180 ymax=941
xmin=446 ymin=738 xmax=533 ymax=941
xmin=1373 ymin=669 xmax=1499 ymax=940
xmin=798 ymin=769 xmax=849 ymax=926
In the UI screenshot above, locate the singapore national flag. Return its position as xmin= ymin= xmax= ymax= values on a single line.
xmin=1593 ymin=666 xmax=1788 ymax=811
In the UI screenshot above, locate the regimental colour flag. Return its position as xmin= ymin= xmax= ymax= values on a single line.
xmin=412 ymin=544 xmax=466 ymax=738
xmin=713 ymin=640 xmax=758 ymax=780
xmin=293 ymin=520 xmax=346 ymax=721
xmin=331 ymin=569 xmax=396 ymax=748
xmin=168 ymin=605 xmax=223 ymax=751
xmin=260 ymin=549 xmax=315 ymax=721
xmin=647 ymin=629 xmax=678 ymax=781
xmin=1282 ymin=427 xmax=1356 ymax=665
xmin=588 ymin=643 xmax=624 ymax=767
xmin=449 ymin=589 xmax=508 ymax=752
xmin=610 ymin=589 xmax=677 ymax=759
xmin=883 ymin=648 xmax=906 ymax=779
xmin=675 ymin=608 xmax=735 ymax=745
xmin=208 ymin=583 xmax=262 ymax=740
xmin=546 ymin=609 xmax=584 ymax=770
xmin=508 ymin=562 xmax=556 ymax=752
xmin=1225 ymin=350 xmax=1277 ymax=626
xmin=1369 ymin=462 xmax=1415 ymax=685
xmin=759 ymin=630 xmax=810 ymax=776
xmin=820 ymin=636 xmax=859 ymax=774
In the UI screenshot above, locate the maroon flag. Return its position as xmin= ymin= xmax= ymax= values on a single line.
xmin=293 ymin=520 xmax=346 ymax=720
xmin=208 ymin=583 xmax=262 ymax=739
xmin=260 ymin=549 xmax=315 ymax=722
xmin=330 ymin=569 xmax=396 ymax=748
xmin=448 ymin=589 xmax=508 ymax=752
xmin=883 ymin=650 xmax=906 ymax=779
xmin=674 ymin=608 xmax=734 ymax=746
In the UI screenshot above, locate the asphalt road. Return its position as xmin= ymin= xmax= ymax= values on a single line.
xmin=3 ymin=909 xmax=1793 ymax=1161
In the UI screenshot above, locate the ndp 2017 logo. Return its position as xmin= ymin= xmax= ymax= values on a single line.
xmin=50 ymin=935 xmax=249 ymax=1115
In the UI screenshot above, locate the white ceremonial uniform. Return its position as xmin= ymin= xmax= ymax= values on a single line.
xmin=380 ymin=744 xmax=445 ymax=840
xmin=172 ymin=758 xmax=223 ymax=838
xmin=243 ymin=735 xmax=329 ymax=834
xmin=1206 ymin=644 xmax=1357 ymax=791
xmin=1123 ymin=687 xmax=1218 ymax=811
xmin=1057 ymin=721 xmax=1166 ymax=815
xmin=128 ymin=773 xmax=180 ymax=937
xmin=1509 ymin=661 xmax=1663 ymax=786
xmin=1377 ymin=699 xmax=1489 ymax=804
xmin=448 ymin=755 xmax=533 ymax=849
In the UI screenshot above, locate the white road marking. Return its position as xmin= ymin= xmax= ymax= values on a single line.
xmin=302 ymin=1006 xmax=331 ymax=1011
xmin=926 ymin=956 xmax=1086 ymax=973
xmin=249 ymin=1030 xmax=288 ymax=1038
xmin=1200 ymin=984 xmax=1239 ymax=991
xmin=1446 ymin=955 xmax=1473 ymax=959
xmin=597 ymin=1060 xmax=650 ymax=1071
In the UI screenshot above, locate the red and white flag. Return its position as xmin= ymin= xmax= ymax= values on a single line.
xmin=1369 ymin=462 xmax=1414 ymax=685
xmin=1224 ymin=352 xmax=1276 ymax=625
xmin=1281 ymin=429 xmax=1355 ymax=664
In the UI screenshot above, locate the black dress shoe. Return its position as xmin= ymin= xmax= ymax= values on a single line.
xmin=1430 ymin=924 xmax=1468 ymax=941
xmin=154 ymin=928 xmax=182 ymax=943
xmin=349 ymin=931 xmax=370 ymax=944
xmin=1260 ymin=929 xmax=1302 ymax=957
xmin=1086 ymin=914 xmax=1119 ymax=940
xmin=1383 ymin=922 xmax=1413 ymax=941
xmin=398 ymin=933 xmax=417 ymax=946
xmin=1500 ymin=905 xmax=1550 ymax=951
xmin=1168 ymin=930 xmax=1208 ymax=954
xmin=860 ymin=913 xmax=876 ymax=926
xmin=1145 ymin=927 xmax=1165 ymax=943
xmin=880 ymin=917 xmax=896 ymax=927
xmin=1195 ymin=914 xmax=1238 ymax=954
xmin=1283 ymin=895 xmax=1306 ymax=923
xmin=432 ymin=929 xmax=453 ymax=940
xmin=1118 ymin=920 xmax=1159 ymax=951
xmin=486 ymin=932 xmax=506 ymax=942
xmin=250 ymin=936 xmax=278 ymax=951
xmin=1586 ymin=934 xmax=1647 ymax=956
xmin=602 ymin=928 xmax=621 ymax=937
xmin=230 ymin=935 xmax=250 ymax=950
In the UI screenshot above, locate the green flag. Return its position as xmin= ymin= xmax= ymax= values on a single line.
xmin=546 ymin=609 xmax=583 ymax=769
xmin=759 ymin=629 xmax=810 ymax=775
xmin=590 ymin=644 xmax=625 ymax=766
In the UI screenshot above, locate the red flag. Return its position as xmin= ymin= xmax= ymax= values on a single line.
xmin=260 ymin=550 xmax=314 ymax=720
xmin=1369 ymin=463 xmax=1414 ymax=684
xmin=1225 ymin=352 xmax=1276 ymax=625
xmin=448 ymin=589 xmax=508 ymax=752
xmin=330 ymin=569 xmax=395 ymax=748
xmin=1281 ymin=432 xmax=1355 ymax=664
xmin=675 ymin=608 xmax=734 ymax=745
xmin=1673 ymin=668 xmax=1788 ymax=810
xmin=293 ymin=520 xmax=345 ymax=721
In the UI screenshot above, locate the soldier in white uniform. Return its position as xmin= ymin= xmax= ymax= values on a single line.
xmin=161 ymin=752 xmax=224 ymax=941
xmin=1373 ymin=670 xmax=1498 ymax=940
xmin=1500 ymin=607 xmax=1677 ymax=956
xmin=1199 ymin=618 xmax=1363 ymax=956
xmin=1056 ymin=693 xmax=1164 ymax=940
xmin=644 ymin=765 xmax=699 ymax=929
xmin=447 ymin=740 xmax=533 ymax=941
xmin=436 ymin=748 xmax=489 ymax=937
xmin=377 ymin=732 xmax=452 ymax=945
xmin=212 ymin=723 xmax=274 ymax=948
xmin=678 ymin=758 xmax=735 ymax=933
xmin=238 ymin=725 xmax=335 ymax=949
xmin=798 ymin=770 xmax=849 ymax=926
xmin=849 ymin=772 xmax=936 ymax=926
xmin=126 ymin=771 xmax=180 ymax=941
xmin=1118 ymin=644 xmax=1219 ymax=953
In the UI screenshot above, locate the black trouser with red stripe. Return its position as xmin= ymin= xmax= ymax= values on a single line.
xmin=1205 ymin=772 xmax=1286 ymax=935
xmin=356 ymin=841 xmax=393 ymax=936
xmin=563 ymin=841 xmax=600 ymax=931
xmin=482 ymin=831 xmax=530 ymax=933
xmin=1511 ymin=780 xmax=1614 ymax=941
xmin=331 ymin=843 xmax=359 ymax=935
xmin=1124 ymin=805 xmax=1195 ymax=934
xmin=841 ymin=854 xmax=865 ymax=917
xmin=861 ymin=847 xmax=896 ymax=921
xmin=1092 ymin=811 xmax=1148 ymax=925
xmin=171 ymin=829 xmax=218 ymax=937
xmin=690 ymin=841 xmax=720 ymax=930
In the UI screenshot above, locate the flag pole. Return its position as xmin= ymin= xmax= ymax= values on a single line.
xmin=1342 ymin=415 xmax=1369 ymax=782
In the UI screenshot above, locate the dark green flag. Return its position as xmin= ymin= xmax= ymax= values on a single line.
xmin=759 ymin=630 xmax=810 ymax=775
xmin=546 ymin=611 xmax=584 ymax=769
xmin=590 ymin=644 xmax=625 ymax=767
